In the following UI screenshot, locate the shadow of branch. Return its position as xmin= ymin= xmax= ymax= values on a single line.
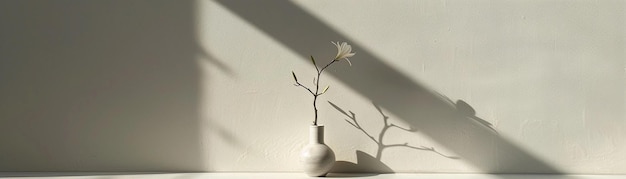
xmin=328 ymin=101 xmax=460 ymax=173
xmin=216 ymin=0 xmax=563 ymax=173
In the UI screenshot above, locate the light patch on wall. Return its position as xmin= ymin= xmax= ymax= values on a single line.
xmin=194 ymin=0 xmax=625 ymax=173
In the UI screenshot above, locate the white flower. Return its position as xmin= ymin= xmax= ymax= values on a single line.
xmin=332 ymin=41 xmax=356 ymax=66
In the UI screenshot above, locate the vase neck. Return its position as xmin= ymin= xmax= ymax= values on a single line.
xmin=309 ymin=125 xmax=324 ymax=144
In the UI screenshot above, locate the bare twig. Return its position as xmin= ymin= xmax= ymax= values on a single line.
xmin=294 ymin=81 xmax=315 ymax=96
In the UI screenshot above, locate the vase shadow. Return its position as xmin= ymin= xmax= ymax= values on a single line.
xmin=330 ymin=150 xmax=393 ymax=174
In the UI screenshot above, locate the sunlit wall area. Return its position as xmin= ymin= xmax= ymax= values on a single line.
xmin=0 ymin=0 xmax=623 ymax=174
xmin=198 ymin=0 xmax=625 ymax=173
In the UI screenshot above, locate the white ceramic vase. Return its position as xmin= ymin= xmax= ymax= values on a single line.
xmin=300 ymin=125 xmax=335 ymax=177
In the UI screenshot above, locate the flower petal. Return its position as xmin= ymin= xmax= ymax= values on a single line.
xmin=344 ymin=52 xmax=355 ymax=58
xmin=332 ymin=41 xmax=356 ymax=61
xmin=332 ymin=41 xmax=342 ymax=60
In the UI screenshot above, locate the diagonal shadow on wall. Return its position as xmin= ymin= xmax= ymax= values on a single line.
xmin=0 ymin=0 xmax=218 ymax=172
xmin=216 ymin=0 xmax=562 ymax=174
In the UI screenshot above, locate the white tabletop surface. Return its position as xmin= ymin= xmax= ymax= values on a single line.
xmin=0 ymin=173 xmax=625 ymax=179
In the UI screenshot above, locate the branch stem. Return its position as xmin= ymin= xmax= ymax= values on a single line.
xmin=311 ymin=60 xmax=338 ymax=125
xmin=294 ymin=82 xmax=315 ymax=96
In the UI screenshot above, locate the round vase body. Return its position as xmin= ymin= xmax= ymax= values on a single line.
xmin=300 ymin=125 xmax=335 ymax=177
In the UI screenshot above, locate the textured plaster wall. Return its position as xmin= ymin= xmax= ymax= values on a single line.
xmin=0 ymin=0 xmax=624 ymax=174
xmin=0 ymin=0 xmax=203 ymax=171
xmin=201 ymin=0 xmax=625 ymax=174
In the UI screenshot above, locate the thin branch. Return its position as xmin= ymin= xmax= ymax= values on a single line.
xmin=342 ymin=107 xmax=378 ymax=144
xmin=330 ymin=101 xmax=460 ymax=160
xmin=373 ymin=102 xmax=387 ymax=119
xmin=308 ymin=59 xmax=340 ymax=125
xmin=352 ymin=119 xmax=378 ymax=144
xmin=310 ymin=55 xmax=320 ymax=74
xmin=319 ymin=60 xmax=337 ymax=74
xmin=357 ymin=126 xmax=379 ymax=144
xmin=344 ymin=119 xmax=358 ymax=129
xmin=373 ymin=101 xmax=390 ymax=129
xmin=389 ymin=124 xmax=413 ymax=132
xmin=385 ymin=143 xmax=425 ymax=149
xmin=294 ymin=81 xmax=315 ymax=96
xmin=328 ymin=101 xmax=350 ymax=117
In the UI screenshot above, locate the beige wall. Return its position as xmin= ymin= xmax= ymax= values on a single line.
xmin=1 ymin=0 xmax=625 ymax=174
xmin=0 ymin=0 xmax=203 ymax=172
